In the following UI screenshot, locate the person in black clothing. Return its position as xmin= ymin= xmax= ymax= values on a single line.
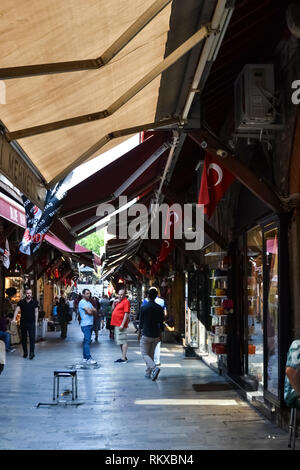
xmin=138 ymin=289 xmax=164 ymax=381
xmin=57 ymin=297 xmax=71 ymax=339
xmin=13 ymin=288 xmax=38 ymax=359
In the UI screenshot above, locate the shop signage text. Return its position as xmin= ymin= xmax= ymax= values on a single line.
xmin=0 ymin=134 xmax=46 ymax=208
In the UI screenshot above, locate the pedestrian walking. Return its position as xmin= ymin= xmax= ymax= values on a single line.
xmin=57 ymin=297 xmax=71 ymax=339
xmin=105 ymin=298 xmax=114 ymax=340
xmin=110 ymin=290 xmax=130 ymax=363
xmin=100 ymin=294 xmax=110 ymax=328
xmin=74 ymin=294 xmax=82 ymax=323
xmin=90 ymin=295 xmax=101 ymax=341
xmin=68 ymin=294 xmax=75 ymax=321
xmin=53 ymin=296 xmax=59 ymax=311
xmin=12 ymin=289 xmax=38 ymax=359
xmin=141 ymin=286 xmax=167 ymax=366
xmin=138 ymin=288 xmax=164 ymax=381
xmin=78 ymin=289 xmax=97 ymax=365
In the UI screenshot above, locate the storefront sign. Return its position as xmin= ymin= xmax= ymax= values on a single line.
xmin=0 ymin=193 xmax=26 ymax=228
xmin=0 ymin=134 xmax=46 ymax=208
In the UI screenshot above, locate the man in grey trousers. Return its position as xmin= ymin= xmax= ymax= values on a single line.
xmin=138 ymin=289 xmax=164 ymax=381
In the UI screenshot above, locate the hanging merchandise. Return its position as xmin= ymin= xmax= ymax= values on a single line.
xmin=0 ymin=239 xmax=10 ymax=269
xmin=138 ymin=261 xmax=147 ymax=276
xmin=19 ymin=171 xmax=75 ymax=255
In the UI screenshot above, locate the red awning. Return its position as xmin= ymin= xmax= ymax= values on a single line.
xmin=0 ymin=190 xmax=77 ymax=250
xmin=59 ymin=132 xmax=170 ymax=235
xmin=0 ymin=193 xmax=27 ymax=228
xmin=44 ymin=234 xmax=90 ymax=254
xmin=45 ymin=233 xmax=95 ymax=268
xmin=0 ymin=191 xmax=85 ymax=253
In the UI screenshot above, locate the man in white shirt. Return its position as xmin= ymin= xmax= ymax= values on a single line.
xmin=78 ymin=289 xmax=97 ymax=365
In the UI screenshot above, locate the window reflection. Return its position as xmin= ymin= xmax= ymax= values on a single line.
xmin=265 ymin=228 xmax=279 ymax=397
xmin=247 ymin=227 xmax=263 ymax=386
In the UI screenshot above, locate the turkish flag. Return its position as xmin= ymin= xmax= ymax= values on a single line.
xmin=159 ymin=239 xmax=174 ymax=264
xmin=150 ymin=257 xmax=161 ymax=276
xmin=198 ymin=152 xmax=234 ymax=218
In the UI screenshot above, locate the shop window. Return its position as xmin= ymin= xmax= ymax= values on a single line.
xmin=184 ymin=272 xmax=199 ymax=348
xmin=264 ymin=227 xmax=279 ymax=397
xmin=5 ymin=277 xmax=23 ymax=303
xmin=246 ymin=226 xmax=264 ymax=386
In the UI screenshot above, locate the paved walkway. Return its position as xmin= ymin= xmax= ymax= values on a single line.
xmin=0 ymin=321 xmax=290 ymax=450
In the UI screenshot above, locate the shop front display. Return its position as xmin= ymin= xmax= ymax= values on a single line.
xmin=245 ymin=226 xmax=264 ymax=388
xmin=184 ymin=271 xmax=199 ymax=349
xmin=237 ymin=217 xmax=284 ymax=405
xmin=5 ymin=276 xmax=22 ymax=303
xmin=203 ymin=243 xmax=234 ymax=373
xmin=264 ymin=225 xmax=279 ymax=400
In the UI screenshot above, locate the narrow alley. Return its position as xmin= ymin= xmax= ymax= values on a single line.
xmin=0 ymin=321 xmax=289 ymax=450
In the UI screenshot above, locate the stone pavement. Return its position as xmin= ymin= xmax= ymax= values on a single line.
xmin=0 ymin=321 xmax=291 ymax=450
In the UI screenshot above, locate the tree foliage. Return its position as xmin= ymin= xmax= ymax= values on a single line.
xmin=78 ymin=231 xmax=104 ymax=255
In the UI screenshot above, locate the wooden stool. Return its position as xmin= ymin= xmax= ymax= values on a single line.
xmin=288 ymin=407 xmax=298 ymax=449
xmin=53 ymin=370 xmax=77 ymax=401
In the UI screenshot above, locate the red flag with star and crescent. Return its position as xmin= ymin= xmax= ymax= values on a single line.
xmin=198 ymin=152 xmax=235 ymax=218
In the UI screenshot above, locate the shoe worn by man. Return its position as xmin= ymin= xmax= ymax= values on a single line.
xmin=23 ymin=353 xmax=28 ymax=358
xmin=114 ymin=358 xmax=128 ymax=363
xmin=145 ymin=373 xmax=151 ymax=379
xmin=86 ymin=358 xmax=97 ymax=365
xmin=7 ymin=348 xmax=16 ymax=353
xmin=151 ymin=367 xmax=160 ymax=381
xmin=29 ymin=353 xmax=35 ymax=360
xmin=82 ymin=358 xmax=88 ymax=363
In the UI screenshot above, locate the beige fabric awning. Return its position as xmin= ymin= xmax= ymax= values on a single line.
xmin=0 ymin=1 xmax=173 ymax=184
xmin=0 ymin=0 xmax=211 ymax=187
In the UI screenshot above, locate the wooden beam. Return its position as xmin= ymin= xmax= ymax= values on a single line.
xmin=0 ymin=0 xmax=172 ymax=80
xmin=190 ymin=129 xmax=286 ymax=214
xmin=6 ymin=26 xmax=209 ymax=142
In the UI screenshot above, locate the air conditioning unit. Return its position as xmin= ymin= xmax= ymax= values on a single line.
xmin=234 ymin=64 xmax=278 ymax=131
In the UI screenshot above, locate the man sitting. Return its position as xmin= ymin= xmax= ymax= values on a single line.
xmin=284 ymin=339 xmax=300 ymax=409
xmin=0 ymin=313 xmax=15 ymax=353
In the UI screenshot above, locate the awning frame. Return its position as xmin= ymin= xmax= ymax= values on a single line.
xmin=0 ymin=0 xmax=172 ymax=80
xmin=6 ymin=25 xmax=210 ymax=144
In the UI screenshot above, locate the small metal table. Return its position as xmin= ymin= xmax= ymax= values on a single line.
xmin=53 ymin=369 xmax=77 ymax=401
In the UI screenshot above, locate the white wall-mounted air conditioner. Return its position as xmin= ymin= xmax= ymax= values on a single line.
xmin=234 ymin=64 xmax=280 ymax=131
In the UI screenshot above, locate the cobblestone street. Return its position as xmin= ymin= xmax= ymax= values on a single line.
xmin=0 ymin=321 xmax=290 ymax=450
